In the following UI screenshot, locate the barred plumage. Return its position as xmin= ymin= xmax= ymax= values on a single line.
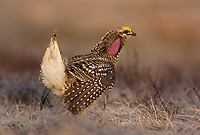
xmin=40 ymin=27 xmax=136 ymax=114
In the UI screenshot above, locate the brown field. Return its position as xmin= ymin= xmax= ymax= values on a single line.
xmin=0 ymin=0 xmax=200 ymax=135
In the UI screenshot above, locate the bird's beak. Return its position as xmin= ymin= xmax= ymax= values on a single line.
xmin=126 ymin=31 xmax=136 ymax=38
xmin=129 ymin=31 xmax=137 ymax=36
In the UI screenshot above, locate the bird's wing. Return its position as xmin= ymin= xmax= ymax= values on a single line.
xmin=65 ymin=58 xmax=115 ymax=114
xmin=40 ymin=33 xmax=66 ymax=97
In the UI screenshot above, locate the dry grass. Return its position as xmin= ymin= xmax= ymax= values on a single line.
xmin=0 ymin=61 xmax=200 ymax=135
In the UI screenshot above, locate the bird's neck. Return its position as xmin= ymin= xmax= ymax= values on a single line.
xmin=90 ymin=36 xmax=126 ymax=65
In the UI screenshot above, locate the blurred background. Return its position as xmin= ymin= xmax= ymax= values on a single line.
xmin=0 ymin=0 xmax=200 ymax=77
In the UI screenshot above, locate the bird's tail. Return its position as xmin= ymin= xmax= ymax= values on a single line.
xmin=40 ymin=31 xmax=66 ymax=97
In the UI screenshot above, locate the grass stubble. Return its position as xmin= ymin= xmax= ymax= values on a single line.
xmin=0 ymin=57 xmax=200 ymax=135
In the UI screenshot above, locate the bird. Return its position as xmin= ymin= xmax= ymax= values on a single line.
xmin=39 ymin=27 xmax=136 ymax=115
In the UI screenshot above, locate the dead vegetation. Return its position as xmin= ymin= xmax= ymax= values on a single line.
xmin=0 ymin=60 xmax=200 ymax=135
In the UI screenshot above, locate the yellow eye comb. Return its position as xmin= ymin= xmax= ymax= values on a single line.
xmin=122 ymin=26 xmax=132 ymax=32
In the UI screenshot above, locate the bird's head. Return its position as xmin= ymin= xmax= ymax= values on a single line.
xmin=116 ymin=27 xmax=136 ymax=39
xmin=91 ymin=27 xmax=136 ymax=64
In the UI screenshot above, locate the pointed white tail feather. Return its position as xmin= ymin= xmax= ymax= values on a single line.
xmin=41 ymin=37 xmax=66 ymax=97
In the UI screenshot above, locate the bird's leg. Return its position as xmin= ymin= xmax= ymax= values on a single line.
xmin=103 ymin=91 xmax=109 ymax=110
xmin=40 ymin=88 xmax=51 ymax=110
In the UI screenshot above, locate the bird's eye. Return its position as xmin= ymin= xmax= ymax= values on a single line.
xmin=123 ymin=30 xmax=129 ymax=34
